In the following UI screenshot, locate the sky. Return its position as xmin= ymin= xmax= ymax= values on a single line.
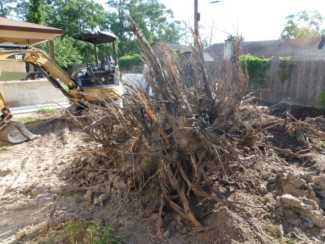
xmin=97 ymin=0 xmax=325 ymax=44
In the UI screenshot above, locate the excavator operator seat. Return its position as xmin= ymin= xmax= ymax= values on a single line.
xmin=74 ymin=64 xmax=115 ymax=87
xmin=100 ymin=57 xmax=110 ymax=71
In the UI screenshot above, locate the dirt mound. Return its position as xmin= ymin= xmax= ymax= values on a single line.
xmin=3 ymin=20 xmax=325 ymax=244
xmin=74 ymin=112 xmax=325 ymax=243
xmin=2 ymin=105 xmax=325 ymax=244
xmin=68 ymin=20 xmax=325 ymax=243
xmin=0 ymin=113 xmax=188 ymax=243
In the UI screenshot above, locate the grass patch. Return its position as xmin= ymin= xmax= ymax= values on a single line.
xmin=37 ymin=108 xmax=59 ymax=114
xmin=28 ymin=219 xmax=120 ymax=243
xmin=0 ymin=146 xmax=9 ymax=151
xmin=265 ymin=223 xmax=298 ymax=244
xmin=14 ymin=116 xmax=35 ymax=123
xmin=64 ymin=219 xmax=120 ymax=244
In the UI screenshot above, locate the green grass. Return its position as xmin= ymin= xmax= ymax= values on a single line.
xmin=37 ymin=108 xmax=59 ymax=114
xmin=64 ymin=219 xmax=120 ymax=244
xmin=19 ymin=219 xmax=120 ymax=243
xmin=0 ymin=146 xmax=9 ymax=151
xmin=10 ymin=107 xmax=59 ymax=124
xmin=14 ymin=116 xmax=35 ymax=123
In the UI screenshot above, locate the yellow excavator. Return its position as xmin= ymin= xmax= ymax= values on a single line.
xmin=0 ymin=31 xmax=123 ymax=144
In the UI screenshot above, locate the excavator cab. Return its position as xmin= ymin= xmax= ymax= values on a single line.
xmin=72 ymin=31 xmax=119 ymax=88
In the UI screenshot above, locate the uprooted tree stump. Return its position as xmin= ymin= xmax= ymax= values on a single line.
xmin=80 ymin=17 xmax=252 ymax=234
xmin=77 ymin=18 xmax=322 ymax=237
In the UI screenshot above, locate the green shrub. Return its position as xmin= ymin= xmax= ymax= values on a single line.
xmin=34 ymin=36 xmax=83 ymax=70
xmin=240 ymin=54 xmax=273 ymax=85
xmin=118 ymin=54 xmax=143 ymax=72
xmin=319 ymin=90 xmax=325 ymax=109
xmin=278 ymin=56 xmax=295 ymax=83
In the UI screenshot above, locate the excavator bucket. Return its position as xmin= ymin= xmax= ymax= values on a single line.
xmin=0 ymin=121 xmax=39 ymax=144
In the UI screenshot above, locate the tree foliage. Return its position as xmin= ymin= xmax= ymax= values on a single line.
xmin=11 ymin=0 xmax=184 ymax=68
xmin=53 ymin=37 xmax=83 ymax=69
xmin=107 ymin=0 xmax=185 ymax=55
xmin=281 ymin=10 xmax=325 ymax=39
xmin=44 ymin=0 xmax=109 ymax=36
xmin=118 ymin=53 xmax=143 ymax=71
xmin=23 ymin=0 xmax=114 ymax=67
xmin=26 ymin=0 xmax=45 ymax=24
xmin=0 ymin=0 xmax=16 ymax=17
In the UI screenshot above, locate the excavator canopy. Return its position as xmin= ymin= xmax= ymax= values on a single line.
xmin=73 ymin=31 xmax=116 ymax=44
xmin=72 ymin=31 xmax=118 ymax=73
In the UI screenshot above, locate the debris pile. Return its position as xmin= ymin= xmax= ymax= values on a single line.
xmin=64 ymin=153 xmax=128 ymax=206
xmin=275 ymin=172 xmax=325 ymax=229
xmin=72 ymin=18 xmax=325 ymax=242
xmin=82 ymin=18 xmax=253 ymax=233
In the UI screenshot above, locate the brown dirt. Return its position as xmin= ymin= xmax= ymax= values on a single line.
xmin=0 ymin=112 xmax=178 ymax=244
xmin=0 ymin=113 xmax=88 ymax=243
xmin=2 ymin=109 xmax=325 ymax=243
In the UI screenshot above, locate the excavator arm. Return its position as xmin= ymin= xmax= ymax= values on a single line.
xmin=0 ymin=44 xmax=79 ymax=97
xmin=0 ymin=44 xmax=123 ymax=144
xmin=0 ymin=45 xmax=80 ymax=144
xmin=0 ymin=44 xmax=122 ymax=103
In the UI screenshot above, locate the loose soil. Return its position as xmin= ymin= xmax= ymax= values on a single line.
xmin=1 ymin=108 xmax=325 ymax=243
xmin=0 ymin=112 xmax=171 ymax=243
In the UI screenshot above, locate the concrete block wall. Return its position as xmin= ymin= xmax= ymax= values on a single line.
xmin=0 ymin=74 xmax=142 ymax=108
xmin=0 ymin=78 xmax=68 ymax=107
xmin=0 ymin=61 xmax=25 ymax=72
xmin=0 ymin=62 xmax=27 ymax=81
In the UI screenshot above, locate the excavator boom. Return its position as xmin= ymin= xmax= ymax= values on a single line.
xmin=0 ymin=33 xmax=123 ymax=144
xmin=0 ymin=45 xmax=79 ymax=144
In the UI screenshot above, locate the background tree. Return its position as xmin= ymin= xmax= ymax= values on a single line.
xmin=44 ymin=0 xmax=109 ymax=36
xmin=0 ymin=0 xmax=16 ymax=17
xmin=52 ymin=37 xmax=83 ymax=69
xmin=281 ymin=10 xmax=325 ymax=39
xmin=45 ymin=0 xmax=111 ymax=65
xmin=11 ymin=0 xmax=184 ymax=70
xmin=107 ymin=0 xmax=184 ymax=56
xmin=22 ymin=0 xmax=112 ymax=66
xmin=26 ymin=0 xmax=45 ymax=24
